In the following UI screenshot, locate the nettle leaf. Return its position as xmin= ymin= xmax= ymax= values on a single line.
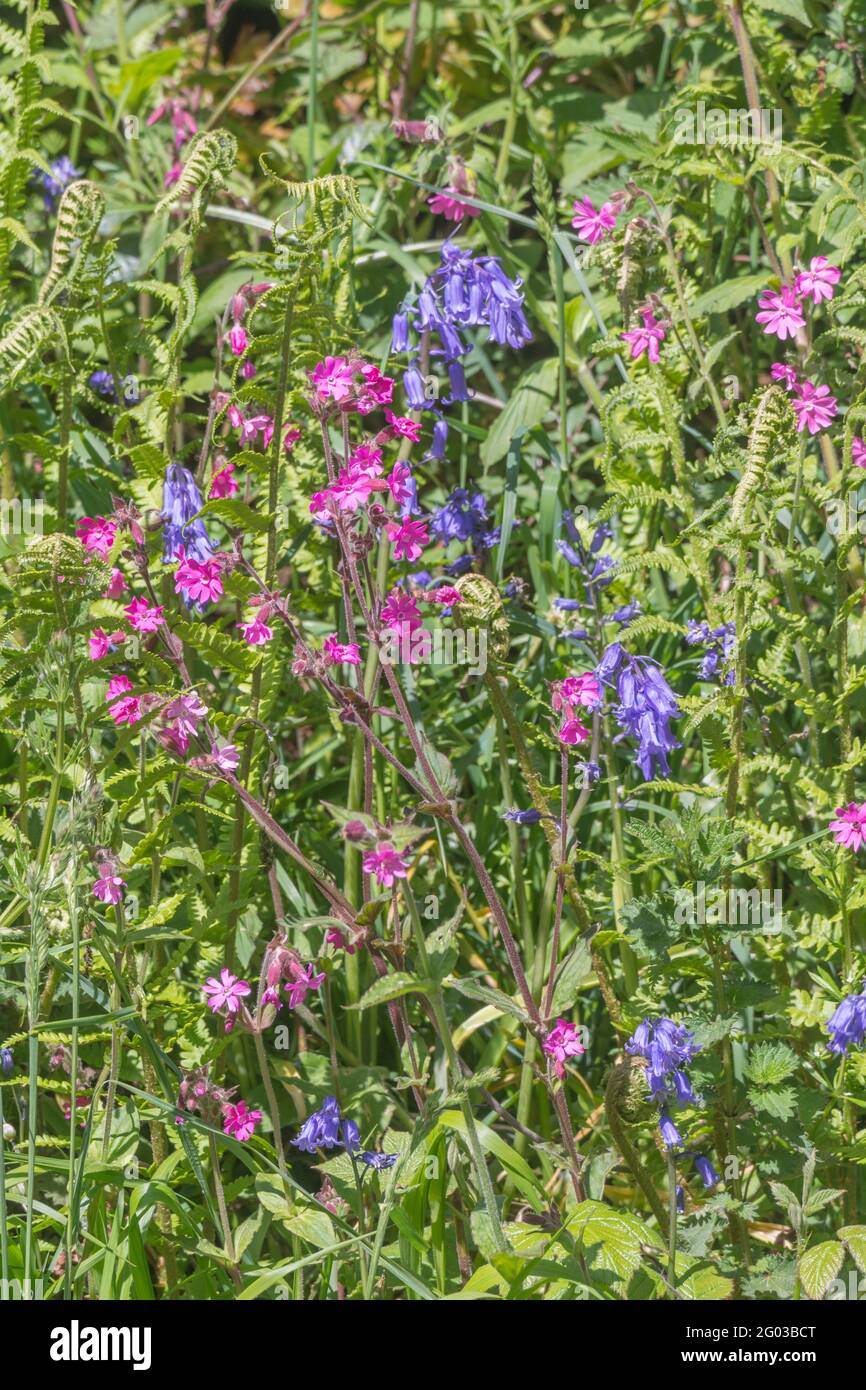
xmin=798 ymin=1240 xmax=845 ymax=1300
xmin=839 ymin=1225 xmax=866 ymax=1274
xmin=748 ymin=1085 xmax=798 ymax=1121
xmin=744 ymin=1041 xmax=799 ymax=1087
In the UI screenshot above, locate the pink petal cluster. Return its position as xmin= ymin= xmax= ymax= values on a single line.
xmin=621 ymin=308 xmax=666 ymax=364
xmin=790 ymin=380 xmax=837 ymax=435
xmin=386 ymin=518 xmax=429 ymax=562
xmin=209 ymin=462 xmax=238 ymax=499
xmin=175 ymin=554 xmax=224 ymax=604
xmin=124 ymin=597 xmax=165 ymax=633
xmin=223 ymin=1101 xmax=262 ymax=1142
xmin=238 ymin=615 xmax=273 ymax=646
xmin=106 ymin=674 xmax=142 ymax=726
xmin=755 ymin=286 xmax=806 ymax=341
xmin=203 ymin=967 xmax=251 ymax=1016
xmin=323 ymin=633 xmax=361 ymax=666
xmin=770 ymin=362 xmax=798 ymax=391
xmin=157 ymin=692 xmax=208 ymax=757
xmin=76 ymin=516 xmax=117 ymax=558
xmin=428 ymin=187 xmax=481 ymax=222
xmin=552 ymin=672 xmax=598 ymax=746
xmin=284 ymin=961 xmax=326 ymax=1009
xmin=543 ymin=1018 xmax=586 ymax=1079
xmin=571 ymin=196 xmax=618 ymax=245
xmin=385 ymin=410 xmax=422 ymax=441
xmin=794 ymin=256 xmax=841 ymax=306
xmin=853 ymin=437 xmax=866 ymax=469
xmin=89 ymin=628 xmax=125 ymax=660
xmin=829 ymin=802 xmax=866 ymax=853
xmin=103 ymin=568 xmax=128 ymax=600
xmin=310 ymin=357 xmax=394 ymax=415
xmin=363 ymin=841 xmax=410 ymax=887
xmin=93 ymin=873 xmax=126 ymax=905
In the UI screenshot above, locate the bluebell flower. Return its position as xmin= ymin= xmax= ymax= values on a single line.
xmin=361 ymin=1151 xmax=397 ymax=1170
xmin=612 ymin=601 xmax=642 ymax=626
xmin=1 ymin=1047 xmax=12 ymax=1075
xmin=826 ymin=986 xmax=866 ymax=1054
xmin=291 ymin=1095 xmax=342 ymax=1153
xmin=626 ymin=1016 xmax=700 ymax=1115
xmin=574 ymin=760 xmax=601 ymax=786
xmin=686 ymin=619 xmax=736 ymax=686
xmin=553 ymin=598 xmax=582 ymax=612
xmin=503 ymin=808 xmax=543 ymax=824
xmin=341 ymin=1119 xmax=361 ymax=1153
xmin=563 ymin=628 xmax=590 ymax=641
xmin=693 ymin=1154 xmax=720 ymax=1188
xmin=89 ymin=370 xmax=116 ymax=400
xmin=35 ymin=156 xmax=79 ymax=209
xmin=676 ymin=1184 xmax=685 ymax=1213
xmin=445 ymin=554 xmax=475 ymax=578
xmin=391 ymin=310 xmax=410 ymax=354
xmin=162 ymin=464 xmax=214 ymax=564
xmin=659 ymin=1108 xmax=683 ymax=1150
xmin=596 ymin=642 xmax=681 ymax=781
xmin=431 ymin=489 xmax=490 ymax=546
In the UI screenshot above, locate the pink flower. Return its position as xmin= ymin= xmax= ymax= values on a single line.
xmin=755 ymin=286 xmax=805 ymax=341
xmin=770 ymin=362 xmax=798 ymax=391
xmin=106 ymin=674 xmax=142 ymax=726
xmin=349 ymin=444 xmax=384 ymax=473
xmin=385 ymin=410 xmax=422 ymax=441
xmin=311 ymin=356 xmax=357 ymax=403
xmin=794 ymin=255 xmax=841 ymax=306
xmin=387 ymin=461 xmax=415 ymax=507
xmin=124 ymin=597 xmax=165 ymax=633
xmin=175 ymin=556 xmax=224 ymax=604
xmin=853 ymin=437 xmax=866 ymax=469
xmin=543 ymin=1018 xmax=586 ymax=1079
xmin=76 ymin=516 xmax=116 ymax=558
xmin=239 ymin=616 xmax=273 ymax=646
xmin=829 ymin=802 xmax=866 ymax=853
xmin=621 ymin=308 xmax=666 ymax=364
xmin=559 ymin=718 xmax=590 ymax=746
xmin=381 ymin=589 xmax=422 ymax=633
xmin=241 ymin=360 xmax=257 ymax=380
xmin=164 ymin=693 xmax=207 ymax=739
xmin=93 ymin=874 xmax=126 ymax=905
xmin=223 ymin=1101 xmax=262 ymax=1143
xmin=556 ymin=673 xmax=602 ymax=711
xmin=323 ymin=633 xmax=361 ymax=666
xmin=791 ymin=380 xmax=837 ymax=435
xmin=228 ymin=324 xmax=248 ymax=356
xmin=331 ymin=468 xmax=377 ymax=511
xmin=284 ymin=961 xmax=326 ymax=1009
xmin=163 ymin=160 xmax=182 ymax=189
xmin=386 ymin=518 xmax=429 ymax=562
xmin=363 ymin=841 xmax=409 ymax=887
xmin=212 ymin=743 xmax=240 ymax=772
xmin=428 ymin=187 xmax=481 ymax=222
xmin=571 ymin=196 xmax=618 ymax=245
xmin=89 ymin=628 xmax=124 ymax=660
xmin=428 ymin=587 xmax=463 ymax=606
xmin=203 ymin=968 xmax=251 ymax=1014
xmin=103 ymin=568 xmax=128 ymax=600
xmin=158 ymin=723 xmax=189 ymax=756
xmin=357 ymin=364 xmax=395 ymax=413
xmin=284 ymin=426 xmax=301 ymax=453
xmin=209 ymin=463 xmax=238 ymax=499
xmin=326 ymin=927 xmax=357 ymax=956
